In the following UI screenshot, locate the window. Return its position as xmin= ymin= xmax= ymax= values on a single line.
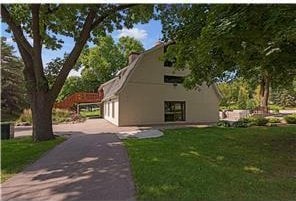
xmin=164 ymin=45 xmax=176 ymax=67
xmin=164 ymin=76 xmax=184 ymax=84
xmin=108 ymin=102 xmax=110 ymax=116
xmin=104 ymin=103 xmax=106 ymax=116
xmin=112 ymin=101 xmax=115 ymax=118
xmin=164 ymin=101 xmax=186 ymax=121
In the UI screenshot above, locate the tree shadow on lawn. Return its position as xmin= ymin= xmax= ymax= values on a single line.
xmin=1 ymin=132 xmax=135 ymax=201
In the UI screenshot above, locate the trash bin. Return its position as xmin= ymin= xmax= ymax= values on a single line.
xmin=1 ymin=122 xmax=14 ymax=139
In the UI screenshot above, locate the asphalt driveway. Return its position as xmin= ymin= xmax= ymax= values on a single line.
xmin=2 ymin=119 xmax=139 ymax=201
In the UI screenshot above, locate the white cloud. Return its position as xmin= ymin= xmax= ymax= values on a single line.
xmin=68 ymin=67 xmax=83 ymax=77
xmin=117 ymin=27 xmax=148 ymax=40
xmin=6 ymin=37 xmax=14 ymax=44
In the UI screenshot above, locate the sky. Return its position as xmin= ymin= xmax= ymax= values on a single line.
xmin=0 ymin=19 xmax=163 ymax=76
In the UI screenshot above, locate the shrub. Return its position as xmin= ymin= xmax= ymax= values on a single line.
xmin=284 ymin=114 xmax=296 ymax=124
xmin=252 ymin=116 xmax=269 ymax=126
xmin=227 ymin=105 xmax=239 ymax=110
xmin=238 ymin=117 xmax=255 ymax=126
xmin=216 ymin=120 xmax=231 ymax=127
xmin=232 ymin=120 xmax=249 ymax=128
xmin=52 ymin=109 xmax=72 ymax=123
xmin=236 ymin=116 xmax=268 ymax=127
xmin=17 ymin=108 xmax=80 ymax=125
xmin=268 ymin=118 xmax=281 ymax=123
xmin=269 ymin=105 xmax=283 ymax=113
xmin=246 ymin=99 xmax=257 ymax=110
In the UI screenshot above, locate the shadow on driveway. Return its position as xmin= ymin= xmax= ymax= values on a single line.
xmin=1 ymin=132 xmax=135 ymax=201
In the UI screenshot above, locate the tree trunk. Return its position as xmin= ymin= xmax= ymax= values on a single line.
xmin=259 ymin=76 xmax=270 ymax=114
xmin=31 ymin=92 xmax=54 ymax=141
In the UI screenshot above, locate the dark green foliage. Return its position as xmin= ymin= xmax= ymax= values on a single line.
xmin=80 ymin=36 xmax=126 ymax=89
xmin=239 ymin=116 xmax=269 ymax=126
xmin=159 ymin=5 xmax=296 ymax=109
xmin=125 ymin=127 xmax=296 ymax=201
xmin=218 ymin=79 xmax=256 ymax=109
xmin=284 ymin=114 xmax=296 ymax=124
xmin=1 ymin=38 xmax=28 ymax=121
xmin=57 ymin=76 xmax=85 ymax=101
xmin=232 ymin=120 xmax=249 ymax=128
xmin=216 ymin=120 xmax=231 ymax=127
xmin=269 ymin=105 xmax=283 ymax=113
xmin=270 ymin=81 xmax=296 ymax=107
xmin=44 ymin=57 xmax=64 ymax=88
xmin=118 ymin=36 xmax=145 ymax=64
xmin=252 ymin=117 xmax=269 ymax=126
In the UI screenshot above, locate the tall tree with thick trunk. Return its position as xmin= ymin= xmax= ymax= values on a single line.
xmin=1 ymin=4 xmax=154 ymax=141
xmin=159 ymin=5 xmax=296 ymax=112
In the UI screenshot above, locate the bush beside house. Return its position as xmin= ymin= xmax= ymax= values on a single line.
xmin=284 ymin=114 xmax=296 ymax=124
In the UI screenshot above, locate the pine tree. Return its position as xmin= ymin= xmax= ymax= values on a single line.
xmin=1 ymin=37 xmax=27 ymax=121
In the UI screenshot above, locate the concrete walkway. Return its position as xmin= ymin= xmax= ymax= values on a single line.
xmin=14 ymin=119 xmax=140 ymax=137
xmin=2 ymin=119 xmax=140 ymax=201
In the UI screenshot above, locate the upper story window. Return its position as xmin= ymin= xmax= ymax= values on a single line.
xmin=164 ymin=75 xmax=184 ymax=84
xmin=164 ymin=45 xmax=176 ymax=67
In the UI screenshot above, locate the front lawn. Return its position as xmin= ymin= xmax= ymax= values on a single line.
xmin=80 ymin=109 xmax=101 ymax=118
xmin=125 ymin=126 xmax=296 ymax=201
xmin=1 ymin=136 xmax=65 ymax=182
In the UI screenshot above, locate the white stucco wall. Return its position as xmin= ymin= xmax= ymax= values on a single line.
xmin=103 ymin=98 xmax=119 ymax=126
xmin=117 ymin=45 xmax=220 ymax=126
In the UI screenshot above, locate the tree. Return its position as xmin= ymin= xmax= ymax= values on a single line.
xmin=237 ymin=86 xmax=249 ymax=109
xmin=118 ymin=36 xmax=145 ymax=64
xmin=57 ymin=76 xmax=85 ymax=101
xmin=1 ymin=37 xmax=28 ymax=121
xmin=159 ymin=5 xmax=296 ymax=113
xmin=79 ymin=35 xmax=145 ymax=92
xmin=80 ymin=35 xmax=125 ymax=91
xmin=218 ymin=78 xmax=258 ymax=109
xmin=1 ymin=4 xmax=154 ymax=140
xmin=270 ymin=80 xmax=296 ymax=107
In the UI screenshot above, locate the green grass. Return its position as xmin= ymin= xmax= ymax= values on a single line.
xmin=80 ymin=109 xmax=100 ymax=118
xmin=1 ymin=136 xmax=65 ymax=182
xmin=124 ymin=126 xmax=296 ymax=201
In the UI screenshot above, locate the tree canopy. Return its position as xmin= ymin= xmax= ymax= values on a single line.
xmin=76 ymin=35 xmax=144 ymax=95
xmin=159 ymin=4 xmax=296 ymax=111
xmin=118 ymin=36 xmax=145 ymax=64
xmin=80 ymin=35 xmax=125 ymax=89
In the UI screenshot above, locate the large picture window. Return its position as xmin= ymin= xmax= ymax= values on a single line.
xmin=164 ymin=101 xmax=186 ymax=122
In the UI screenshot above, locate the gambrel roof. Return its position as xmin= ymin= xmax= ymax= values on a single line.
xmin=98 ymin=43 xmax=222 ymax=101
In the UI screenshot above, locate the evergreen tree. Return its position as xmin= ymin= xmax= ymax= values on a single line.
xmin=1 ymin=37 xmax=27 ymax=121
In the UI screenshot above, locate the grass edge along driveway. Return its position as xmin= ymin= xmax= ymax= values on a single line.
xmin=124 ymin=126 xmax=296 ymax=201
xmin=1 ymin=136 xmax=65 ymax=182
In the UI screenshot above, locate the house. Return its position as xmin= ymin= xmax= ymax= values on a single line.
xmin=98 ymin=42 xmax=222 ymax=126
